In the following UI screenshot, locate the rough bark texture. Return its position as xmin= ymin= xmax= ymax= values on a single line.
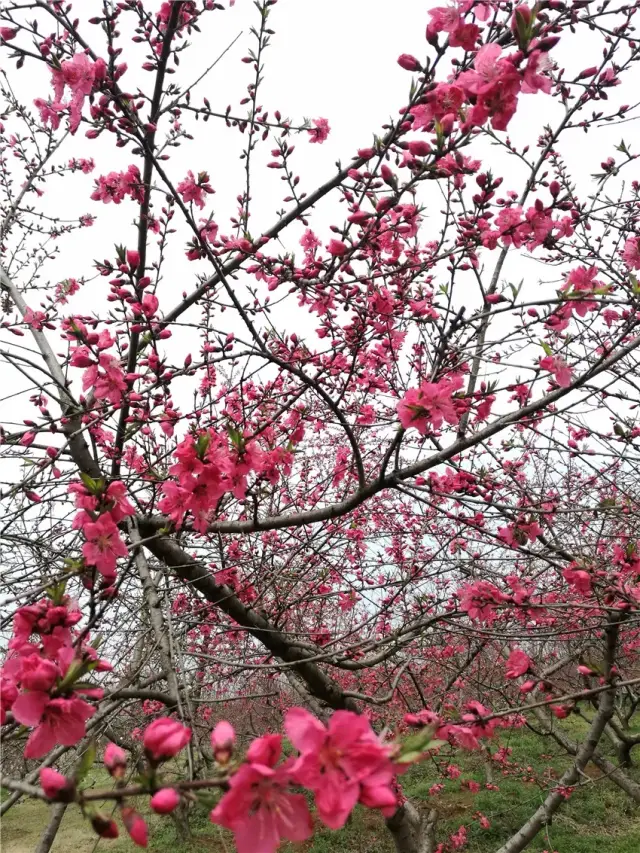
xmin=34 ymin=803 xmax=67 ymax=853
xmin=385 ymin=803 xmax=439 ymax=853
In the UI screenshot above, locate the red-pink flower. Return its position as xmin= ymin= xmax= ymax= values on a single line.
xmin=307 ymin=117 xmax=330 ymax=143
xmin=563 ymin=566 xmax=592 ymax=594
xmin=33 ymin=98 xmax=63 ymax=130
xmin=505 ymin=649 xmax=531 ymax=679
xmin=211 ymin=733 xmax=312 ymax=853
xmin=82 ymin=514 xmax=128 ymax=579
xmin=539 ymin=355 xmax=572 ymax=388
xmin=285 ymin=708 xmax=396 ymax=830
xmin=459 ymin=580 xmax=505 ymax=624
xmin=411 ymin=84 xmax=465 ymax=128
xmin=522 ymin=50 xmax=553 ymax=95
xmin=0 ymin=675 xmax=18 ymax=723
xmin=622 ymin=236 xmax=640 ymax=270
xmin=398 ymin=375 xmax=464 ymax=435
xmin=48 ymin=53 xmax=105 ymax=133
xmin=177 ymin=170 xmax=214 ymax=209
xmin=13 ymin=695 xmax=95 ymax=758
xmin=17 ymin=654 xmax=58 ymax=692
xmin=458 ymin=43 xmax=506 ymax=94
xmin=143 ymin=717 xmax=191 ymax=760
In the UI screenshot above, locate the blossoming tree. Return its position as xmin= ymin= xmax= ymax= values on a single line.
xmin=3 ymin=1 xmax=640 ymax=852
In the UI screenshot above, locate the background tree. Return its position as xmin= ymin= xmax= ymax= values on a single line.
xmin=3 ymin=1 xmax=640 ymax=852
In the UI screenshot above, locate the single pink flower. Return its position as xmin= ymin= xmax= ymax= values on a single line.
xmin=622 ymin=236 xmax=640 ymax=270
xmin=307 ymin=117 xmax=330 ymax=143
xmin=397 ymin=375 xmax=464 ymax=435
xmin=82 ymin=514 xmax=128 ymax=578
xmin=13 ymin=696 xmax=95 ymax=758
xmin=539 ymin=355 xmax=572 ymax=388
xmin=285 ymin=708 xmax=395 ymax=829
xmin=505 ymin=649 xmax=531 ymax=679
xmin=210 ymin=734 xmax=312 ymax=853
xmin=177 ymin=170 xmax=213 ymax=209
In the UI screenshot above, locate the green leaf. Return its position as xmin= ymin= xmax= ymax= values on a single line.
xmin=195 ymin=432 xmax=211 ymax=459
xmin=76 ymin=741 xmax=97 ymax=785
xmin=80 ymin=472 xmax=105 ymax=495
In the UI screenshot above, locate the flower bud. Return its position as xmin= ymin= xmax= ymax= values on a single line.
xmin=40 ymin=768 xmax=75 ymax=802
xmin=143 ymin=718 xmax=191 ymax=761
xmin=91 ymin=812 xmax=119 ymax=839
xmin=408 ymin=140 xmax=431 ymax=157
xmin=150 ymin=788 xmax=181 ymax=814
xmin=104 ymin=743 xmax=128 ymax=779
xmin=126 ymin=249 xmax=140 ymax=270
xmin=397 ymin=54 xmax=421 ymax=72
xmin=121 ymin=807 xmax=148 ymax=848
xmin=210 ymin=721 xmax=235 ymax=764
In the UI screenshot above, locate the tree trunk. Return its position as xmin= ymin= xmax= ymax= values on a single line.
xmin=35 ymin=803 xmax=67 ymax=853
xmin=386 ymin=803 xmax=438 ymax=853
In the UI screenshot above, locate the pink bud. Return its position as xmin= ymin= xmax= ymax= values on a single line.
xmin=577 ymin=665 xmax=593 ymax=676
xmin=150 ymin=788 xmax=180 ymax=814
xmin=211 ymin=720 xmax=235 ymax=763
xmin=20 ymin=431 xmax=36 ymax=447
xmin=408 ymin=140 xmax=431 ymax=157
xmin=143 ymin=718 xmax=191 ymax=761
xmin=122 ymin=808 xmax=148 ymax=848
xmin=91 ymin=813 xmax=119 ymax=839
xmin=104 ymin=743 xmax=127 ymax=778
xmin=376 ymin=196 xmax=395 ymax=214
xmin=326 ymin=239 xmax=347 ymax=257
xmin=397 ymin=54 xmax=420 ymax=72
xmin=348 ymin=210 xmax=373 ymax=224
xmin=0 ymin=27 xmax=17 ymax=41
xmin=126 ymin=249 xmax=140 ymax=270
xmin=40 ymin=768 xmax=74 ymax=801
xmin=512 ymin=4 xmax=532 ymax=29
xmin=577 ymin=66 xmax=598 ymax=80
xmin=357 ymin=147 xmax=376 ymax=160
xmin=380 ymin=164 xmax=395 ymax=186
xmin=536 ymin=36 xmax=560 ymax=52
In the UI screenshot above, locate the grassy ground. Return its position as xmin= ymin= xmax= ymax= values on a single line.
xmin=3 ymin=720 xmax=640 ymax=853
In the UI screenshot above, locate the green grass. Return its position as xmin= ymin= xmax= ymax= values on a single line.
xmin=3 ymin=722 xmax=640 ymax=852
